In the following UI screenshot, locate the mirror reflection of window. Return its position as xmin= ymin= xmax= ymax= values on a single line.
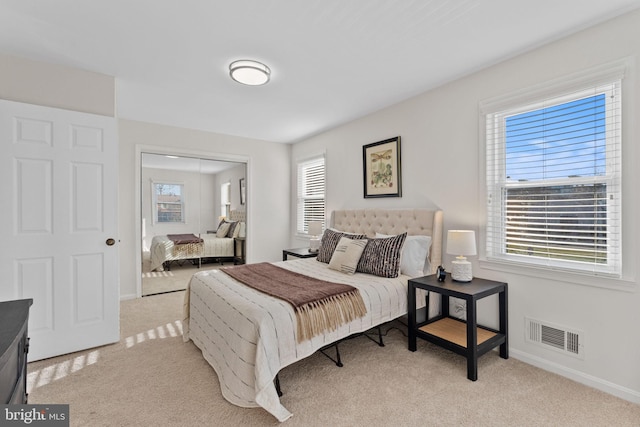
xmin=221 ymin=181 xmax=231 ymax=219
xmin=153 ymin=182 xmax=185 ymax=223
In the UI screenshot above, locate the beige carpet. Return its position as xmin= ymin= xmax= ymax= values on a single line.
xmin=27 ymin=291 xmax=640 ymax=426
xmin=141 ymin=258 xmax=231 ymax=296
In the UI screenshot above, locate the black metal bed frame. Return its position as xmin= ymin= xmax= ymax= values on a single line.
xmin=274 ymin=324 xmax=387 ymax=397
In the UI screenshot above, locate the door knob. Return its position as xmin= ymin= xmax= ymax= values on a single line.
xmin=106 ymin=238 xmax=116 ymax=246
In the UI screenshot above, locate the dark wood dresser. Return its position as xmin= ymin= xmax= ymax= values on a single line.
xmin=0 ymin=298 xmax=33 ymax=404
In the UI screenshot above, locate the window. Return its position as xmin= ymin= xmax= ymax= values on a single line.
xmin=221 ymin=182 xmax=231 ymax=219
xmin=483 ymin=70 xmax=623 ymax=277
xmin=153 ymin=182 xmax=184 ymax=223
xmin=297 ymin=156 xmax=325 ymax=234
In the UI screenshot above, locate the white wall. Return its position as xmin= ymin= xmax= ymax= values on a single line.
xmin=141 ymin=167 xmax=217 ymax=252
xmin=291 ymin=10 xmax=640 ymax=402
xmin=199 ymin=172 xmax=217 ymax=233
xmin=215 ymin=163 xmax=247 ymax=218
xmin=0 ymin=53 xmax=115 ymax=116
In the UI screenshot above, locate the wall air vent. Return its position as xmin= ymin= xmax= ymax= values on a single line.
xmin=525 ymin=317 xmax=584 ymax=359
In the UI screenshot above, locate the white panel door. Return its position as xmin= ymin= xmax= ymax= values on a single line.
xmin=0 ymin=99 xmax=119 ymax=361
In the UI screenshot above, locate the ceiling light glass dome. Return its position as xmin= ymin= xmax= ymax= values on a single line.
xmin=229 ymin=60 xmax=271 ymax=86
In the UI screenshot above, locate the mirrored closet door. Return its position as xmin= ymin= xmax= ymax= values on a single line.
xmin=140 ymin=153 xmax=247 ymax=296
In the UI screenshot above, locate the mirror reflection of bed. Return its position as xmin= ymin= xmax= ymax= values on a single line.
xmin=140 ymin=153 xmax=247 ymax=296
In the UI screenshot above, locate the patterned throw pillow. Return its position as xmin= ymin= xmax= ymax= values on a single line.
xmin=225 ymin=220 xmax=239 ymax=238
xmin=377 ymin=233 xmax=432 ymax=277
xmin=356 ymin=232 xmax=407 ymax=278
xmin=317 ymin=229 xmax=367 ymax=263
xmin=328 ymin=237 xmax=368 ymax=274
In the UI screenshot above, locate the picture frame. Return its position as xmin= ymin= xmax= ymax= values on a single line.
xmin=363 ymin=136 xmax=402 ymax=198
xmin=239 ymin=178 xmax=246 ymax=205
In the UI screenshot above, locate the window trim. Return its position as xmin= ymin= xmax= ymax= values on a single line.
xmin=296 ymin=154 xmax=326 ymax=237
xmin=488 ymin=86 xmax=620 ymax=275
xmin=220 ymin=181 xmax=231 ymax=219
xmin=478 ymin=58 xmax=633 ymax=290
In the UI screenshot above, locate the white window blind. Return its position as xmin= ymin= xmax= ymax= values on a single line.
xmin=484 ymin=78 xmax=622 ymax=277
xmin=297 ymin=156 xmax=325 ymax=234
xmin=221 ymin=182 xmax=231 ymax=218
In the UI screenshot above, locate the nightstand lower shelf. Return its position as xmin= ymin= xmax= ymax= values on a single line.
xmin=419 ymin=317 xmax=496 ymax=348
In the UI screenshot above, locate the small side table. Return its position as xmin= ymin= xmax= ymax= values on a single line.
xmin=282 ymin=247 xmax=318 ymax=261
xmin=408 ymin=274 xmax=508 ymax=381
xmin=234 ymin=237 xmax=246 ymax=265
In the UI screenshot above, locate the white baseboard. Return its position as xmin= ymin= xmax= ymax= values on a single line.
xmin=120 ymin=293 xmax=137 ymax=301
xmin=511 ymin=349 xmax=640 ymax=404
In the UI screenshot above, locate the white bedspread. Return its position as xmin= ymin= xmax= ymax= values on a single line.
xmin=201 ymin=234 xmax=235 ymax=258
xmin=150 ymin=234 xmax=235 ymax=272
xmin=182 ymin=258 xmax=426 ymax=421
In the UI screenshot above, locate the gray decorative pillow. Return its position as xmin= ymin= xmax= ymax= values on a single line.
xmin=328 ymin=237 xmax=368 ymax=274
xmin=356 ymin=232 xmax=407 ymax=278
xmin=317 ymin=229 xmax=367 ymax=263
xmin=225 ymin=220 xmax=239 ymax=238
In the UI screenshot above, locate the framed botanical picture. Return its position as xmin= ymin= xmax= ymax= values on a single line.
xmin=363 ymin=136 xmax=402 ymax=198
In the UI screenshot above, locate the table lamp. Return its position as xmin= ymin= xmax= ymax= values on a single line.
xmin=446 ymin=230 xmax=476 ymax=282
xmin=308 ymin=221 xmax=323 ymax=252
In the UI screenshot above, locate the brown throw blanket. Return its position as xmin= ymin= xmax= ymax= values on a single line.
xmin=220 ymin=262 xmax=367 ymax=342
xmin=167 ymin=233 xmax=203 ymax=245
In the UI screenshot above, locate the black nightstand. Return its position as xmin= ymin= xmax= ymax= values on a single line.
xmin=282 ymin=247 xmax=318 ymax=261
xmin=234 ymin=237 xmax=246 ymax=264
xmin=408 ymin=274 xmax=508 ymax=381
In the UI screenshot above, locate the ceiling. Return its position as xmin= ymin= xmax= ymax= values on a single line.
xmin=1 ymin=1 xmax=639 ymax=144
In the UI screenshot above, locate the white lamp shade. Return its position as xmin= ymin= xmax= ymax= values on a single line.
xmin=308 ymin=221 xmax=323 ymax=236
xmin=446 ymin=230 xmax=477 ymax=256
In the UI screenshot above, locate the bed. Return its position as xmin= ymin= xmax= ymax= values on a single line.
xmin=149 ymin=211 xmax=246 ymax=272
xmin=182 ymin=208 xmax=443 ymax=421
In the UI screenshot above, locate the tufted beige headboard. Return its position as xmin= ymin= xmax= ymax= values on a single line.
xmin=330 ymin=209 xmax=443 ymax=274
xmin=229 ymin=210 xmax=246 ymax=222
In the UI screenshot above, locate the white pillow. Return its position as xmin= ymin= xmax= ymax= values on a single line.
xmin=228 ymin=221 xmax=245 ymax=238
xmin=236 ymin=222 xmax=246 ymax=238
xmin=328 ymin=237 xmax=367 ymax=274
xmin=377 ymin=233 xmax=432 ymax=277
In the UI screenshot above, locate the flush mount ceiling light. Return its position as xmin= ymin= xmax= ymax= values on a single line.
xmin=229 ymin=60 xmax=271 ymax=86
